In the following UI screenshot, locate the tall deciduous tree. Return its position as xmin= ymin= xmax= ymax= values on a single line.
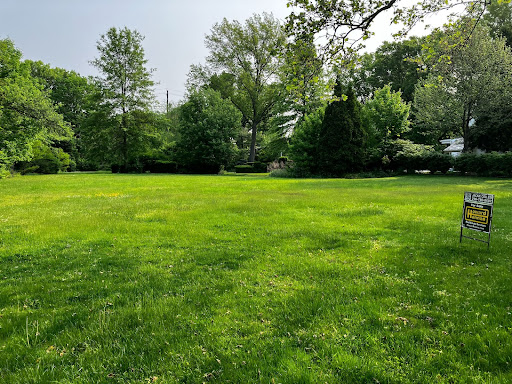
xmin=26 ymin=60 xmax=97 ymax=168
xmin=413 ymin=23 xmax=512 ymax=150
xmin=286 ymin=0 xmax=490 ymax=63
xmin=282 ymin=36 xmax=326 ymax=119
xmin=0 ymin=39 xmax=68 ymax=171
xmin=192 ymin=13 xmax=286 ymax=163
xmin=350 ymin=38 xmax=425 ymax=103
xmin=484 ymin=1 xmax=512 ymax=47
xmin=90 ymin=27 xmax=155 ymax=168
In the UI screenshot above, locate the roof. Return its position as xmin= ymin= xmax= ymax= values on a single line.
xmin=444 ymin=143 xmax=464 ymax=152
xmin=441 ymin=137 xmax=464 ymax=152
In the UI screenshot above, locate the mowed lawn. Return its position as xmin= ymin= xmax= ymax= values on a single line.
xmin=0 ymin=173 xmax=511 ymax=383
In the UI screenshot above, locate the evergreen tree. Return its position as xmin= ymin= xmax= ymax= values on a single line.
xmin=289 ymin=107 xmax=325 ymax=176
xmin=318 ymin=81 xmax=365 ymax=176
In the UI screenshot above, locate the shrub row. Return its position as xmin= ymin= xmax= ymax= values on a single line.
xmin=454 ymin=152 xmax=512 ymax=177
xmin=393 ymin=152 xmax=452 ymax=173
xmin=111 ymin=159 xmax=178 ymax=174
xmin=234 ymin=162 xmax=268 ymax=173
xmin=143 ymin=160 xmax=178 ymax=174
xmin=389 ymin=151 xmax=512 ymax=176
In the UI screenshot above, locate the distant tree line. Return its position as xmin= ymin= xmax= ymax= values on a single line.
xmin=1 ymin=2 xmax=511 ymax=178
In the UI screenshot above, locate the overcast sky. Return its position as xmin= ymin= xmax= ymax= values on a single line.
xmin=0 ymin=0 xmax=442 ymax=107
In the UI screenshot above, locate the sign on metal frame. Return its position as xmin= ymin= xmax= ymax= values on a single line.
xmin=460 ymin=192 xmax=494 ymax=248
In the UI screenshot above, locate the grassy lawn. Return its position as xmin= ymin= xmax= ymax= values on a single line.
xmin=0 ymin=173 xmax=511 ymax=383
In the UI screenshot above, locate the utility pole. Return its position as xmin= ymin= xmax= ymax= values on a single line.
xmin=166 ymin=90 xmax=169 ymax=115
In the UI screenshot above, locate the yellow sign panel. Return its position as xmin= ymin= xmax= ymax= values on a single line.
xmin=464 ymin=206 xmax=489 ymax=225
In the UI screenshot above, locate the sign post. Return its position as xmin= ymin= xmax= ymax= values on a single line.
xmin=460 ymin=192 xmax=494 ymax=248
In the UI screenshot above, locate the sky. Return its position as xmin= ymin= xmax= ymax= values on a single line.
xmin=0 ymin=0 xmax=444 ymax=107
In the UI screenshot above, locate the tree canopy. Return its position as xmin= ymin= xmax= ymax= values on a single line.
xmin=414 ymin=23 xmax=512 ymax=150
xmin=89 ymin=27 xmax=156 ymax=169
xmin=0 ymin=39 xmax=69 ymax=170
xmin=191 ymin=13 xmax=287 ymax=163
xmin=286 ymin=0 xmax=491 ymax=63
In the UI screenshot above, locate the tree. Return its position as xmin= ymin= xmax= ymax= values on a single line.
xmin=0 ymin=39 xmax=69 ymax=171
xmin=348 ymin=38 xmax=425 ymax=103
xmin=318 ymin=81 xmax=365 ymax=176
xmin=26 ymin=60 xmax=97 ymax=168
xmin=413 ymin=23 xmax=512 ymax=150
xmin=175 ymin=89 xmax=242 ymax=173
xmin=286 ymin=0 xmax=490 ymax=64
xmin=191 ymin=13 xmax=287 ymax=163
xmin=282 ymin=36 xmax=326 ymax=119
xmin=289 ymin=107 xmax=325 ymax=176
xmin=90 ymin=27 xmax=155 ymax=168
xmin=362 ymin=85 xmax=410 ymax=146
xmin=483 ymin=1 xmax=512 ymax=47
xmin=373 ymin=38 xmax=425 ymax=103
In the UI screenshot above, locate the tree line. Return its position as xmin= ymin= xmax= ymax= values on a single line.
xmin=1 ymin=1 xmax=511 ymax=178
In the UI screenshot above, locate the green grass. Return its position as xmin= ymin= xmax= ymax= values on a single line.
xmin=0 ymin=173 xmax=511 ymax=383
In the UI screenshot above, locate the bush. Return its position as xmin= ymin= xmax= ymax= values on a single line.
xmin=453 ymin=153 xmax=482 ymax=175
xmin=247 ymin=162 xmax=268 ymax=173
xmin=0 ymin=166 xmax=11 ymax=179
xmin=111 ymin=164 xmax=121 ymax=173
xmin=235 ymin=165 xmax=257 ymax=173
xmin=269 ymin=168 xmax=294 ymax=178
xmin=423 ymin=152 xmax=453 ymax=173
xmin=233 ymin=162 xmax=268 ymax=173
xmin=454 ymin=152 xmax=512 ymax=177
xmin=145 ymin=160 xmax=178 ymax=174
xmin=16 ymin=142 xmax=71 ymax=174
xmin=390 ymin=140 xmax=434 ymax=172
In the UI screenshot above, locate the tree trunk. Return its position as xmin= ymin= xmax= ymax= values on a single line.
xmin=248 ymin=121 xmax=258 ymax=162
xmin=462 ymin=103 xmax=471 ymax=152
xmin=121 ymin=112 xmax=128 ymax=168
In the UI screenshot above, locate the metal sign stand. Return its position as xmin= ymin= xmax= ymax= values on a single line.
xmin=460 ymin=192 xmax=494 ymax=248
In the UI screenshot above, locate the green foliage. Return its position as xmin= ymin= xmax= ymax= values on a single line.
xmin=144 ymin=160 xmax=178 ymax=174
xmin=393 ymin=151 xmax=452 ymax=174
xmin=412 ymin=75 xmax=462 ymax=144
xmin=26 ymin=60 xmax=98 ymax=167
xmin=289 ymin=107 xmax=324 ymax=176
xmin=454 ymin=152 xmax=512 ymax=176
xmin=286 ymin=0 xmax=489 ymax=64
xmin=363 ymin=85 xmax=410 ymax=147
xmin=471 ymin=111 xmax=512 ymax=152
xmin=318 ymin=82 xmax=365 ymax=176
xmin=391 ymin=139 xmax=435 ymax=172
xmin=268 ymin=167 xmax=295 ymax=177
xmin=282 ymin=36 xmax=326 ymax=118
xmin=234 ymin=164 xmax=267 ymax=173
xmin=0 ymin=166 xmax=10 ymax=178
xmin=193 ymin=13 xmax=286 ymax=162
xmin=484 ymin=0 xmax=512 ymax=47
xmin=351 ymin=38 xmax=426 ymax=103
xmin=27 ymin=61 xmax=94 ymax=130
xmin=90 ymin=27 xmax=155 ymax=168
xmin=175 ymin=88 xmax=242 ymax=174
xmin=291 ymin=82 xmax=368 ymax=177
xmin=15 ymin=141 xmax=71 ymax=174
xmin=0 ymin=39 xmax=69 ymax=170
xmin=414 ymin=23 xmax=512 ymax=148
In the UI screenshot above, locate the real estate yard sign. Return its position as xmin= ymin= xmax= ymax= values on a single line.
xmin=460 ymin=192 xmax=494 ymax=247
